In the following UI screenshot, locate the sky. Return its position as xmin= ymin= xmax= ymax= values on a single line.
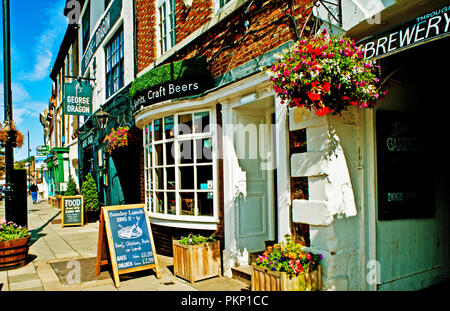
xmin=0 ymin=0 xmax=67 ymax=161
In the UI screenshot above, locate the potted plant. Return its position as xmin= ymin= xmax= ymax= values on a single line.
xmin=172 ymin=233 xmax=221 ymax=284
xmin=251 ymin=235 xmax=323 ymax=291
xmin=81 ymin=173 xmax=100 ymax=222
xmin=0 ymin=220 xmax=30 ymax=268
xmin=267 ymin=28 xmax=387 ymax=117
xmin=0 ymin=122 xmax=24 ymax=148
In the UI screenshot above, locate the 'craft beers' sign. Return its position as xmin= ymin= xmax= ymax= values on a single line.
xmin=62 ymin=196 xmax=84 ymax=227
xmin=376 ymin=111 xmax=434 ymax=220
xmin=132 ymin=81 xmax=203 ymax=112
xmin=64 ymin=81 xmax=93 ymax=116
xmin=361 ymin=4 xmax=450 ymax=59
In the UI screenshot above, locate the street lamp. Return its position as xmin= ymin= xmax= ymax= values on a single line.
xmin=95 ymin=106 xmax=109 ymax=130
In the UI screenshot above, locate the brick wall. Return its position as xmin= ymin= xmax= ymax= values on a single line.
xmin=136 ymin=0 xmax=315 ymax=75
xmin=136 ymin=0 xmax=157 ymax=72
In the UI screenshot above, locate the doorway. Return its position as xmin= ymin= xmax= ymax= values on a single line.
xmin=233 ymin=97 xmax=275 ymax=254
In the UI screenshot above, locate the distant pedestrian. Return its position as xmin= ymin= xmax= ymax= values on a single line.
xmin=30 ymin=181 xmax=38 ymax=204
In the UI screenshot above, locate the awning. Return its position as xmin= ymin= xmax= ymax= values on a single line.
xmin=347 ymin=0 xmax=450 ymax=59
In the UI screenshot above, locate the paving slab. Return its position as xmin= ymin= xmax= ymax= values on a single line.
xmin=1 ymin=196 xmax=250 ymax=292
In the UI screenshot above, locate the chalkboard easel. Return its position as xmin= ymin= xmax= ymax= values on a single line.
xmin=96 ymin=204 xmax=161 ymax=288
xmin=61 ymin=196 xmax=84 ymax=228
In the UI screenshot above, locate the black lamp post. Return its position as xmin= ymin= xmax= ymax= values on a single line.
xmin=2 ymin=0 xmax=16 ymax=224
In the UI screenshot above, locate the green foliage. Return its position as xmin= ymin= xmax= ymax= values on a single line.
xmin=178 ymin=233 xmax=215 ymax=245
xmin=81 ymin=173 xmax=100 ymax=212
xmin=64 ymin=175 xmax=79 ymax=196
xmin=0 ymin=220 xmax=28 ymax=241
xmin=129 ymin=56 xmax=208 ymax=98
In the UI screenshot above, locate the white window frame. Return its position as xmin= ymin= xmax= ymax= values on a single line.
xmin=157 ymin=0 xmax=177 ymax=56
xmin=214 ymin=0 xmax=235 ymax=14
xmin=143 ymin=108 xmax=219 ymax=227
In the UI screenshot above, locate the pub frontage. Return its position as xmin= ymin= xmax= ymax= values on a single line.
xmin=131 ymin=0 xmax=449 ymax=290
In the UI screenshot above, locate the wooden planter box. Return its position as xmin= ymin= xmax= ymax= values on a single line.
xmin=251 ymin=263 xmax=321 ymax=291
xmin=0 ymin=235 xmax=30 ymax=269
xmin=172 ymin=240 xmax=221 ymax=284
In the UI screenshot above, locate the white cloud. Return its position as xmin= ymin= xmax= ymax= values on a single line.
xmin=19 ymin=0 xmax=67 ymax=81
xmin=10 ymin=101 xmax=47 ymax=125
xmin=0 ymin=82 xmax=31 ymax=103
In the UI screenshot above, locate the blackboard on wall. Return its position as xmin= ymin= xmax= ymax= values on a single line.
xmin=61 ymin=196 xmax=84 ymax=227
xmin=96 ymin=204 xmax=161 ymax=287
xmin=376 ymin=111 xmax=434 ymax=220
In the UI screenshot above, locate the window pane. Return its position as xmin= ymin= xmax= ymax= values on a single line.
xmin=193 ymin=111 xmax=210 ymax=133
xmin=198 ymin=192 xmax=214 ymax=216
xmin=155 ymin=167 xmax=164 ymax=190
xmin=148 ymin=123 xmax=153 ymax=144
xmin=146 ymin=169 xmax=152 ymax=190
xmin=154 ymin=118 xmax=163 ymax=141
xmin=166 ymin=142 xmax=175 ymax=165
xmin=155 ymin=144 xmax=163 ymax=166
xmin=178 ymin=114 xmax=192 ymax=135
xmin=179 ymin=166 xmax=194 ymax=190
xmin=166 ymin=167 xmax=175 ymax=190
xmin=196 ymin=138 xmax=212 ymax=163
xmin=148 ymin=191 xmax=154 ymax=213
xmin=180 ymin=192 xmax=195 ymax=215
xmin=179 ymin=140 xmax=193 ymax=164
xmin=165 ymin=116 xmax=175 ymax=138
xmin=197 ymin=166 xmax=213 ymax=190
xmin=156 ymin=192 xmax=164 ymax=214
xmin=167 ymin=192 xmax=176 ymax=215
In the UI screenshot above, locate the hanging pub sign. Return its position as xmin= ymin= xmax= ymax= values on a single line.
xmin=64 ymin=80 xmax=93 ymax=116
xmin=96 ymin=204 xmax=161 ymax=288
xmin=61 ymin=196 xmax=84 ymax=227
xmin=376 ymin=111 xmax=434 ymax=220
xmin=130 ymin=56 xmax=211 ymax=113
xmin=361 ymin=4 xmax=450 ymax=59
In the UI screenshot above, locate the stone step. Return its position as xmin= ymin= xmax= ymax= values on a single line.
xmin=231 ymin=265 xmax=252 ymax=286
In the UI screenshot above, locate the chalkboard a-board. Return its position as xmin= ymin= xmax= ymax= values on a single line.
xmin=96 ymin=204 xmax=161 ymax=287
xmin=61 ymin=196 xmax=84 ymax=227
xmin=376 ymin=111 xmax=434 ymax=220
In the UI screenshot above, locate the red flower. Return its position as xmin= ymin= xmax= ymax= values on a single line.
xmin=315 ymin=107 xmax=330 ymax=116
xmin=322 ymin=82 xmax=331 ymax=93
xmin=307 ymin=92 xmax=321 ymax=102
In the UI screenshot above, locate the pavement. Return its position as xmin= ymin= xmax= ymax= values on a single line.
xmin=0 ymin=196 xmax=250 ymax=292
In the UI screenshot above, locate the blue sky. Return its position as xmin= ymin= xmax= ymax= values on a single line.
xmin=1 ymin=0 xmax=67 ymax=161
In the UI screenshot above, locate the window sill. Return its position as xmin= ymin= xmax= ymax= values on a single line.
xmin=149 ymin=213 xmax=218 ymax=230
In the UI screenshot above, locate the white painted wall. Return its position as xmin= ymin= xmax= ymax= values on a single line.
xmin=289 ymin=106 xmax=364 ymax=290
xmin=313 ymin=0 xmax=395 ymax=32
xmin=78 ymin=0 xmax=134 ymax=115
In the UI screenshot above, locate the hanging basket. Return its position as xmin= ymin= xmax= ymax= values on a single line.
xmin=0 ymin=124 xmax=24 ymax=148
xmin=267 ymin=28 xmax=388 ymax=116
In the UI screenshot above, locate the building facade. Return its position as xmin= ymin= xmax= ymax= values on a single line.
xmin=132 ymin=0 xmax=450 ymax=290
xmin=43 ymin=0 xmax=449 ymax=290
xmin=41 ymin=23 xmax=80 ymax=198
xmin=75 ymin=0 xmax=140 ymax=207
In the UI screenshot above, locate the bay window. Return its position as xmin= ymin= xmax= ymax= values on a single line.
xmin=143 ymin=110 xmax=217 ymax=225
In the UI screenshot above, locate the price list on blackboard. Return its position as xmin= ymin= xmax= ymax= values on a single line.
xmin=107 ymin=208 xmax=155 ymax=270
